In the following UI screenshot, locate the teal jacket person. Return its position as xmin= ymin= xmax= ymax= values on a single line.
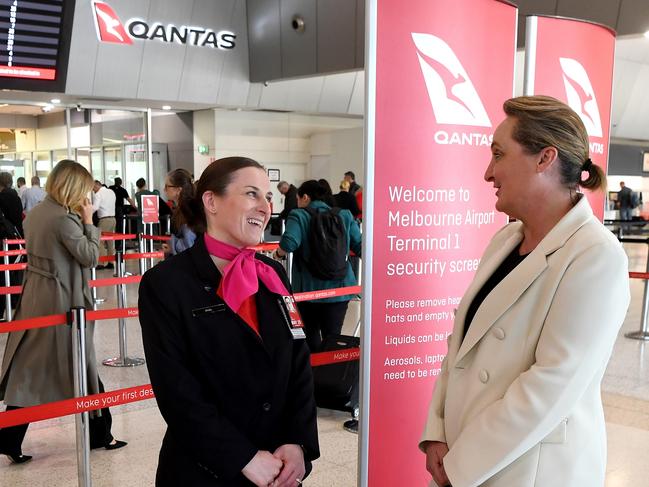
xmin=280 ymin=200 xmax=361 ymax=302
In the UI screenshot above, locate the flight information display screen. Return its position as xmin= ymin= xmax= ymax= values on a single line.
xmin=0 ymin=0 xmax=75 ymax=91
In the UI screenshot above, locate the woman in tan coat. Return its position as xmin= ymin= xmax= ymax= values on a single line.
xmin=0 ymin=160 xmax=126 ymax=463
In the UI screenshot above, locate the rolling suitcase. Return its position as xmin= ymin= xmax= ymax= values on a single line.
xmin=312 ymin=333 xmax=360 ymax=412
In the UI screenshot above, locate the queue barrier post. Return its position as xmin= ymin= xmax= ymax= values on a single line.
xmin=626 ymin=239 xmax=649 ymax=340
xmin=3 ymin=239 xmax=11 ymax=321
xmin=138 ymin=234 xmax=146 ymax=275
xmin=146 ymin=223 xmax=155 ymax=269
xmin=69 ymin=306 xmax=92 ymax=487
xmin=102 ymin=251 xmax=145 ymax=367
xmin=89 ymin=267 xmax=105 ymax=309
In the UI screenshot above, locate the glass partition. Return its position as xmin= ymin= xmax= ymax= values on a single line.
xmin=34 ymin=151 xmax=53 ymax=187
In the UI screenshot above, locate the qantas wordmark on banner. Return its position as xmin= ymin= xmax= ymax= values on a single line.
xmin=92 ymin=1 xmax=132 ymax=45
xmin=412 ymin=33 xmax=491 ymax=127
xmin=559 ymin=57 xmax=603 ymax=137
xmin=91 ymin=0 xmax=236 ymax=50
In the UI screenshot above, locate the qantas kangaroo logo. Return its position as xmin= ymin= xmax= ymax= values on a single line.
xmin=411 ymin=33 xmax=491 ymax=127
xmin=559 ymin=58 xmax=602 ymax=137
xmin=92 ymin=1 xmax=132 ymax=45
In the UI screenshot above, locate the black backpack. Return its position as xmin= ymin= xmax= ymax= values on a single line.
xmin=0 ymin=207 xmax=20 ymax=240
xmin=303 ymin=207 xmax=348 ymax=280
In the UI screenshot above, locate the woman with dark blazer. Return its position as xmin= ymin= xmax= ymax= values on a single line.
xmin=139 ymin=157 xmax=319 ymax=487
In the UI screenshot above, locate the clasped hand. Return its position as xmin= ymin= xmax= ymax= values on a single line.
xmin=242 ymin=444 xmax=305 ymax=487
xmin=424 ymin=441 xmax=451 ymax=487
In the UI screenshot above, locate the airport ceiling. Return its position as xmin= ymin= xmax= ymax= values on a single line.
xmin=3 ymin=1 xmax=649 ymax=141
xmin=513 ymin=0 xmax=649 ymax=42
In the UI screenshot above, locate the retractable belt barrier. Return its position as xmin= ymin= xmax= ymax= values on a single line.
xmin=627 ymin=269 xmax=649 ymax=341
xmin=0 ymin=339 xmax=361 ymax=429
xmin=140 ymin=234 xmax=171 ymax=241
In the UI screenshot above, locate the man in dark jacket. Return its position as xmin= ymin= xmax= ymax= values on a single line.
xmin=277 ymin=181 xmax=298 ymax=221
xmin=344 ymin=171 xmax=361 ymax=196
xmin=0 ymin=172 xmax=24 ymax=316
xmin=0 ymin=172 xmax=24 ymax=237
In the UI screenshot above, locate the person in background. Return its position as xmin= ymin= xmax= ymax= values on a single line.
xmin=109 ymin=177 xmax=135 ymax=238
xmin=161 ymin=168 xmax=196 ymax=256
xmin=344 ymin=171 xmax=361 ymax=196
xmin=277 ymin=180 xmax=298 ymax=221
xmin=134 ymin=177 xmax=156 ymax=211
xmin=0 ymin=160 xmax=127 ymax=464
xmin=355 ymin=187 xmax=363 ymax=222
xmin=421 ymin=96 xmax=630 ymax=487
xmin=92 ymin=180 xmax=116 ymax=270
xmin=0 ymin=172 xmax=23 ymax=317
xmin=0 ymin=172 xmax=23 ymax=236
xmin=139 ymin=157 xmax=319 ymax=486
xmin=317 ymin=178 xmax=335 ymax=205
xmin=15 ymin=177 xmax=26 ymax=199
xmin=618 ymin=181 xmax=633 ymax=221
xmin=275 ymin=180 xmax=361 ymax=352
xmin=21 ymin=176 xmax=46 ymax=214
xmin=334 ymin=180 xmax=361 ymax=218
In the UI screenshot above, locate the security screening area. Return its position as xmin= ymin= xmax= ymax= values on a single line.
xmin=5 ymin=0 xmax=649 ymax=486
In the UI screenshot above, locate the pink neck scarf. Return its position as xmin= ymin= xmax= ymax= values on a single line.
xmin=204 ymin=233 xmax=289 ymax=312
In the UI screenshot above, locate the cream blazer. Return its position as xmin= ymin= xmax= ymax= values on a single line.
xmin=420 ymin=196 xmax=630 ymax=487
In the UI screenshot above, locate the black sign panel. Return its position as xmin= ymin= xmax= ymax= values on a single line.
xmin=0 ymin=0 xmax=75 ymax=91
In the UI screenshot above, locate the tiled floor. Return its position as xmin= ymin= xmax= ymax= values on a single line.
xmin=2 ymin=240 xmax=649 ymax=486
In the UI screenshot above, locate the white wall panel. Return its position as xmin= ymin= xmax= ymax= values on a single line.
xmin=136 ymin=1 xmax=192 ymax=101
xmin=216 ymin=0 xmax=253 ymax=107
xmin=318 ymin=72 xmax=356 ymax=114
xmin=65 ymin=0 xmax=100 ymax=96
xmin=348 ymin=71 xmax=364 ymax=115
xmin=612 ymin=64 xmax=649 ymax=141
xmin=91 ymin=0 xmax=150 ymax=99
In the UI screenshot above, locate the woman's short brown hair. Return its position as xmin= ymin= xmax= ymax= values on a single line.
xmin=46 ymin=160 xmax=94 ymax=213
xmin=503 ymin=95 xmax=605 ymax=192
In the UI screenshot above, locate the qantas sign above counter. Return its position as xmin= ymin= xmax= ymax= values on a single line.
xmin=92 ymin=0 xmax=236 ymax=50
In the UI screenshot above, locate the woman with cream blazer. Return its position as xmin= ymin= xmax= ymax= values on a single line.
xmin=421 ymin=96 xmax=630 ymax=487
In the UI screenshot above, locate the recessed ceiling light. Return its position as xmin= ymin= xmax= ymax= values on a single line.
xmin=50 ymin=98 xmax=60 ymax=104
xmin=41 ymin=104 xmax=54 ymax=112
xmin=162 ymin=105 xmax=171 ymax=110
xmin=645 ymin=30 xmax=649 ymax=39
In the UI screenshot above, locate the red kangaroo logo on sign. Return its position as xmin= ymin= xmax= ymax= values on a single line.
xmin=559 ymin=57 xmax=602 ymax=137
xmin=92 ymin=1 xmax=133 ymax=45
xmin=411 ymin=33 xmax=491 ymax=127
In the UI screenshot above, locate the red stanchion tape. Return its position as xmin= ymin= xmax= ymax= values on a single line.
xmin=0 ymin=249 xmax=26 ymax=257
xmin=0 ymin=384 xmax=155 ymax=428
xmin=89 ymin=275 xmax=142 ymax=288
xmin=100 ymin=233 xmax=137 ymax=241
xmin=249 ymin=243 xmax=279 ymax=252
xmin=124 ymin=251 xmax=164 ymax=260
xmin=630 ymin=272 xmax=649 ymax=279
xmin=140 ymin=235 xmax=171 ymax=241
xmin=293 ymin=286 xmax=362 ymax=302
xmin=3 ymin=239 xmax=25 ymax=245
xmin=0 ymin=285 xmax=22 ymax=295
xmin=310 ymin=347 xmax=360 ymax=367
xmin=0 ymin=263 xmax=27 ymax=271
xmin=98 ymin=255 xmax=116 ymax=263
xmin=87 ymin=307 xmax=139 ymax=321
xmin=0 ymin=347 xmax=361 ymax=428
xmin=0 ymin=313 xmax=67 ymax=334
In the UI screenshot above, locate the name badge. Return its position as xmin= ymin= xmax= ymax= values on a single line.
xmin=191 ymin=304 xmax=226 ymax=317
xmin=281 ymin=295 xmax=306 ymax=340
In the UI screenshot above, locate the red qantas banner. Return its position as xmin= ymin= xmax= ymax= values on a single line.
xmin=365 ymin=1 xmax=517 ymax=485
xmin=141 ymin=194 xmax=160 ymax=224
xmin=525 ymin=16 xmax=615 ymax=221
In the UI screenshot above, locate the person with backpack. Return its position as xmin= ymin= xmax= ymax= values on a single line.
xmin=275 ymin=180 xmax=362 ymax=352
